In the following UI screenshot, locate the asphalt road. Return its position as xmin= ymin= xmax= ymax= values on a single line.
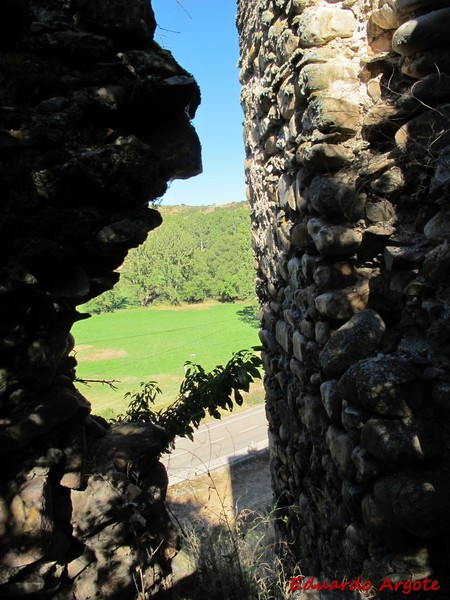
xmin=161 ymin=405 xmax=268 ymax=485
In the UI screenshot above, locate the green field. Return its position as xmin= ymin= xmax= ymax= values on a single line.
xmin=72 ymin=302 xmax=263 ymax=419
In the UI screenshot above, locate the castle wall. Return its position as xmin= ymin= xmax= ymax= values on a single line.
xmin=238 ymin=0 xmax=450 ymax=589
xmin=0 ymin=1 xmax=201 ymax=597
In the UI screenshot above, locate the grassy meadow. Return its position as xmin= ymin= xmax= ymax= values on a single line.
xmin=72 ymin=302 xmax=263 ymax=420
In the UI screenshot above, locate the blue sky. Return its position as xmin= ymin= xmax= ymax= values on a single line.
xmin=152 ymin=0 xmax=245 ymax=206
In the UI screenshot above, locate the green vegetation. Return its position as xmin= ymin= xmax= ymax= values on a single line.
xmin=114 ymin=348 xmax=262 ymax=446
xmin=73 ymin=302 xmax=262 ymax=419
xmin=84 ymin=203 xmax=255 ymax=313
xmin=171 ymin=478 xmax=297 ymax=600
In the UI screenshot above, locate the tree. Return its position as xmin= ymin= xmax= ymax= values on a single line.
xmin=82 ymin=286 xmax=131 ymax=314
xmin=123 ymin=217 xmax=196 ymax=305
xmin=94 ymin=203 xmax=257 ymax=310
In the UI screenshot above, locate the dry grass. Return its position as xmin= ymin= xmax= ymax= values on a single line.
xmin=162 ymin=452 xmax=299 ymax=600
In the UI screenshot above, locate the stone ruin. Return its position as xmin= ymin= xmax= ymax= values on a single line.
xmin=0 ymin=0 xmax=201 ymax=597
xmin=237 ymin=0 xmax=450 ymax=594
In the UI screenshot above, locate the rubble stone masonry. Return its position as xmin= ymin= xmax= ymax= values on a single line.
xmin=0 ymin=1 xmax=201 ymax=597
xmin=237 ymin=0 xmax=450 ymax=592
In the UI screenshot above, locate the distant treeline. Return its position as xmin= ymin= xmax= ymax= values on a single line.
xmin=84 ymin=203 xmax=256 ymax=313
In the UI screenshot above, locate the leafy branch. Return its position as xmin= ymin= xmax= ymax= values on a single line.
xmin=113 ymin=347 xmax=263 ymax=447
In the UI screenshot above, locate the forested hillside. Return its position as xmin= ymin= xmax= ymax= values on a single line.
xmin=84 ymin=203 xmax=256 ymax=312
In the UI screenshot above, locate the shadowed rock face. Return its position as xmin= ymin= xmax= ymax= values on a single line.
xmin=0 ymin=1 xmax=201 ymax=597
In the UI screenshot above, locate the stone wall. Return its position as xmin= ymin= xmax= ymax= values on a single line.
xmin=238 ymin=0 xmax=450 ymax=591
xmin=0 ymin=1 xmax=201 ymax=598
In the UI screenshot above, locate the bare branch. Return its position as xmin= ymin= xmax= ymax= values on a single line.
xmin=75 ymin=378 xmax=120 ymax=391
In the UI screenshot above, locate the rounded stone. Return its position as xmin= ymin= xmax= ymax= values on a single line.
xmin=320 ymin=379 xmax=341 ymax=423
xmin=365 ymin=199 xmax=395 ymax=224
xmin=299 ymin=61 xmax=359 ymax=98
xmin=361 ymin=493 xmax=428 ymax=554
xmin=313 ymin=260 xmax=356 ymax=289
xmin=374 ymin=469 xmax=450 ymax=539
xmin=424 ymin=207 xmax=450 ymax=243
xmin=300 ymin=142 xmax=354 ymax=171
xmin=361 ymin=417 xmax=445 ymax=464
xmin=370 ymin=166 xmax=405 ymax=196
xmin=291 ymin=223 xmax=310 ymax=249
xmin=315 ymin=320 xmax=333 ymax=345
xmin=314 ymin=292 xmax=354 ymax=320
xmin=308 ymin=219 xmax=363 ymax=256
xmin=423 ymin=241 xmax=450 ymax=285
xmin=319 ymin=309 xmax=385 ymax=377
xmin=297 ymin=7 xmax=356 ymax=47
xmin=301 ymin=394 xmax=329 ymax=435
xmin=275 ymin=320 xmax=292 ymax=354
xmin=371 ymin=4 xmax=404 ymax=30
xmin=277 ymin=76 xmax=298 ymax=120
xmin=392 ymin=8 xmax=450 ymax=56
xmin=351 ymin=445 xmax=385 ymax=481
xmin=394 ymin=0 xmax=450 ymax=14
xmin=308 ymin=173 xmax=364 ymax=221
xmin=325 ymin=425 xmax=356 ymax=480
xmin=314 ymin=284 xmax=369 ymax=321
xmin=338 ymin=354 xmax=427 ymax=417
xmin=0 ymin=387 xmax=83 ymax=456
xmin=307 ymin=96 xmax=361 ymax=134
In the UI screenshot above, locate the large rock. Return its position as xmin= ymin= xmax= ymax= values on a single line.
xmin=292 ymin=330 xmax=307 ymax=361
xmin=361 ymin=416 xmax=445 ymax=464
xmin=326 ymin=425 xmax=356 ymax=480
xmin=319 ymin=310 xmax=385 ymax=376
xmin=300 ymin=394 xmax=329 ymax=435
xmin=89 ymin=422 xmax=168 ymax=475
xmin=0 ymin=387 xmax=84 ymax=456
xmin=297 ymin=7 xmax=356 ymax=47
xmin=275 ymin=319 xmax=292 ymax=354
xmin=424 ymin=207 xmax=450 ymax=243
xmin=423 ymin=240 xmax=450 ymax=285
xmin=314 ymin=283 xmax=369 ymax=320
xmin=374 ymin=465 xmax=450 ymax=539
xmin=320 ymin=380 xmax=341 ymax=423
xmin=338 ymin=354 xmax=426 ymax=417
xmin=299 ymin=142 xmax=354 ymax=171
xmin=362 ymin=494 xmax=429 ymax=555
xmin=365 ymin=199 xmax=395 ymax=224
xmin=307 ymin=218 xmax=363 ymax=256
xmin=308 ymin=173 xmax=364 ymax=221
xmin=299 ymin=61 xmax=359 ymax=98
xmin=351 ymin=445 xmax=385 ymax=481
xmin=0 ymin=0 xmax=202 ymax=595
xmin=371 ymin=4 xmax=404 ymax=30
xmin=277 ymin=173 xmax=297 ymax=210
xmin=306 ymin=96 xmax=361 ymax=134
xmin=393 ymin=0 xmax=450 ymax=14
xmin=4 ymin=475 xmax=53 ymax=568
xmin=392 ymin=8 xmax=450 ymax=56
xmin=313 ymin=260 xmax=357 ymax=290
xmin=277 ymin=76 xmax=299 ymax=120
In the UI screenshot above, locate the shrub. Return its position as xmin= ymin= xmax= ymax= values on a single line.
xmin=114 ymin=347 xmax=262 ymax=447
